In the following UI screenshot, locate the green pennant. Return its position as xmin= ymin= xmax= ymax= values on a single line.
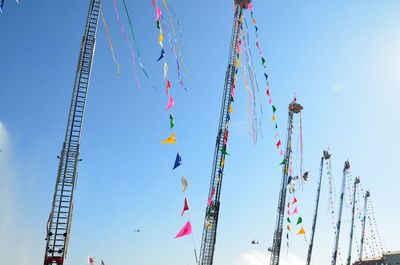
xmin=156 ymin=20 xmax=160 ymax=29
xmin=170 ymin=114 xmax=175 ymax=129
xmin=280 ymin=158 xmax=288 ymax=165
xmin=230 ymin=96 xmax=235 ymax=102
xmin=222 ymin=148 xmax=230 ymax=155
xmin=272 ymin=105 xmax=277 ymax=113
xmin=261 ymin=57 xmax=266 ymax=65
xmin=297 ymin=217 xmax=303 ymax=225
xmin=287 ymin=217 xmax=291 ymax=223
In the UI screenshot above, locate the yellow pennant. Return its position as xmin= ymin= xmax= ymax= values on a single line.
xmin=235 ymin=59 xmax=240 ymax=67
xmin=206 ymin=220 xmax=211 ymax=229
xmin=159 ymin=33 xmax=164 ymax=45
xmin=287 ymin=225 xmax=291 ymax=231
xmin=228 ymin=105 xmax=233 ymax=113
xmin=220 ymin=157 xmax=225 ymax=167
xmin=272 ymin=115 xmax=276 ymax=122
xmin=297 ymin=227 xmax=305 ymax=235
xmin=160 ymin=133 xmax=176 ymax=144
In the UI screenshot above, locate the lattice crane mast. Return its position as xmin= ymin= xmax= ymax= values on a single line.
xmin=306 ymin=150 xmax=331 ymax=265
xmin=346 ymin=177 xmax=360 ymax=265
xmin=43 ymin=0 xmax=101 ymax=264
xmin=198 ymin=1 xmax=251 ymax=265
xmin=270 ymin=100 xmax=303 ymax=265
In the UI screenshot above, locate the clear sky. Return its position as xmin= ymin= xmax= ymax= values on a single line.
xmin=0 ymin=1 xmax=399 ymax=265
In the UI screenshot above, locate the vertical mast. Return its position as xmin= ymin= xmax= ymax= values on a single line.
xmin=198 ymin=1 xmax=251 ymax=265
xmin=270 ymin=100 xmax=303 ymax=265
xmin=331 ymin=160 xmax=350 ymax=265
xmin=306 ymin=150 xmax=331 ymax=265
xmin=359 ymin=190 xmax=370 ymax=261
xmin=43 ymin=0 xmax=101 ymax=264
xmin=346 ymin=177 xmax=360 ymax=265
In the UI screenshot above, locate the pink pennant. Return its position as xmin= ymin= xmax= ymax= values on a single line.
xmin=269 ymin=98 xmax=272 ymax=104
xmin=166 ymin=79 xmax=171 ymax=95
xmin=287 ymin=210 xmax=291 ymax=216
xmin=207 ymin=197 xmax=212 ymax=206
xmin=280 ymin=149 xmax=283 ymax=156
xmin=174 ymin=221 xmax=192 ymax=238
xmin=248 ymin=3 xmax=253 ymax=10
xmin=256 ymin=41 xmax=261 ymax=54
xmin=156 ymin=7 xmax=162 ymax=21
xmin=231 ymin=89 xmax=235 ymax=97
xmin=166 ymin=96 xmax=174 ymax=110
xmin=292 ymin=197 xmax=297 ymax=204
xmin=292 ymin=207 xmax=298 ymax=215
xmin=287 ymin=202 xmax=290 ymax=208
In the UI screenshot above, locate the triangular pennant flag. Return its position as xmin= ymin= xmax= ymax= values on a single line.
xmin=272 ymin=105 xmax=277 ymax=113
xmin=276 ymin=140 xmax=281 ymax=148
xmin=166 ymin=79 xmax=171 ymax=95
xmin=181 ymin=175 xmax=188 ymax=192
xmin=170 ymin=114 xmax=175 ymax=129
xmin=157 ymin=49 xmax=165 ymax=62
xmin=287 ymin=202 xmax=290 ymax=208
xmin=297 ymin=227 xmax=305 ymax=235
xmin=296 ymin=217 xmax=303 ymax=225
xmin=264 ymin=73 xmax=268 ymax=80
xmin=292 ymin=207 xmax=298 ymax=215
xmin=287 ymin=210 xmax=291 ymax=216
xmin=287 ymin=225 xmax=290 ymax=231
xmin=156 ymin=20 xmax=160 ymax=29
xmin=221 ymin=147 xmax=229 ymax=155
xmin=206 ymin=219 xmax=211 ymax=229
xmin=266 ymin=89 xmax=270 ymax=96
xmin=230 ymin=96 xmax=235 ymax=102
xmin=163 ymin=62 xmax=168 ymax=79
xmin=156 ymin=7 xmax=162 ymax=20
xmin=261 ymin=57 xmax=266 ymax=65
xmin=287 ymin=217 xmax=291 ymax=223
xmin=159 ymin=32 xmax=164 ymax=45
xmin=165 ymin=96 xmax=174 ymax=111
xmin=272 ymin=115 xmax=276 ymax=122
xmin=280 ymin=158 xmax=288 ymax=165
xmin=269 ymin=98 xmax=272 ymax=104
xmin=160 ymin=133 xmax=176 ymax=144
xmin=228 ymin=105 xmax=233 ymax=113
xmin=174 ymin=221 xmax=192 ymax=238
xmin=88 ymin=256 xmax=96 ymax=264
xmin=287 ymin=176 xmax=292 ymax=185
xmin=173 ymin=152 xmax=182 ymax=170
xmin=181 ymin=197 xmax=189 ymax=216
xmin=220 ymin=157 xmax=225 ymax=167
xmin=292 ymin=197 xmax=297 ymax=204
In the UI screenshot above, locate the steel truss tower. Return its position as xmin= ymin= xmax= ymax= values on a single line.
xmin=346 ymin=177 xmax=360 ymax=265
xmin=270 ymin=100 xmax=303 ymax=265
xmin=359 ymin=190 xmax=370 ymax=261
xmin=331 ymin=160 xmax=351 ymax=265
xmin=43 ymin=0 xmax=101 ymax=264
xmin=198 ymin=1 xmax=251 ymax=265
xmin=306 ymin=150 xmax=331 ymax=265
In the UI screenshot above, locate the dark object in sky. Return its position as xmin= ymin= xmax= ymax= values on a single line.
xmin=133 ymin=229 xmax=141 ymax=232
xmin=251 ymin=240 xmax=259 ymax=244
xmin=302 ymin=172 xmax=309 ymax=181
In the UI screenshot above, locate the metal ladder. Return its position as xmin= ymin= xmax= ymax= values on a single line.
xmin=44 ymin=0 xmax=101 ymax=264
xmin=198 ymin=5 xmax=243 ymax=265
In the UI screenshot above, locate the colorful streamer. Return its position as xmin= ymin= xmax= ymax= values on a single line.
xmin=100 ymin=8 xmax=121 ymax=78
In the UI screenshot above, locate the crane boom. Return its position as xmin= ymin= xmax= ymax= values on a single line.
xmin=359 ymin=190 xmax=370 ymax=261
xmin=43 ymin=0 xmax=101 ymax=264
xmin=346 ymin=177 xmax=360 ymax=265
xmin=198 ymin=1 xmax=251 ymax=265
xmin=270 ymin=100 xmax=303 ymax=265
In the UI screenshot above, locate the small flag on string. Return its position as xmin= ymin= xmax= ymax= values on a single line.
xmin=175 ymin=221 xmax=192 ymax=238
xmin=173 ymin=152 xmax=182 ymax=170
xmin=287 ymin=217 xmax=291 ymax=223
xmin=297 ymin=227 xmax=305 ymax=235
xmin=88 ymin=256 xmax=96 ymax=264
xmin=287 ymin=225 xmax=290 ymax=231
xmin=220 ymin=157 xmax=225 ymax=167
xmin=181 ymin=197 xmax=189 ymax=216
xmin=272 ymin=105 xmax=277 ymax=113
xmin=157 ymin=49 xmax=165 ymax=62
xmin=181 ymin=175 xmax=188 ymax=192
xmin=166 ymin=79 xmax=171 ymax=95
xmin=297 ymin=217 xmax=303 ymax=225
xmin=165 ymin=95 xmax=174 ymax=110
xmin=292 ymin=207 xmax=298 ymax=215
xmin=276 ymin=140 xmax=281 ymax=148
xmin=160 ymin=133 xmax=176 ymax=144
xmin=169 ymin=114 xmax=174 ymax=129
xmin=206 ymin=219 xmax=211 ymax=229
xmin=280 ymin=158 xmax=288 ymax=165
xmin=221 ymin=147 xmax=229 ymax=155
xmin=163 ymin=62 xmax=168 ymax=79
xmin=287 ymin=176 xmax=292 ymax=185
xmin=292 ymin=197 xmax=297 ymax=204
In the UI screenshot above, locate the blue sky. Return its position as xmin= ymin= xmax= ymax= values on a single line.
xmin=0 ymin=1 xmax=400 ymax=265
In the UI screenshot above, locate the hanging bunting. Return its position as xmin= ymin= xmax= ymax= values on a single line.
xmin=296 ymin=217 xmax=303 ymax=225
xmin=174 ymin=221 xmax=192 ymax=238
xmin=164 ymin=62 xmax=168 ymax=78
xmin=287 ymin=217 xmax=291 ymax=223
xmin=287 ymin=225 xmax=290 ymax=231
xmin=165 ymin=95 xmax=174 ymax=110
xmin=166 ymin=79 xmax=171 ymax=95
xmin=100 ymin=8 xmax=121 ymax=78
xmin=287 ymin=176 xmax=292 ymax=185
xmin=173 ymin=152 xmax=182 ymax=170
xmin=297 ymin=227 xmax=305 ymax=235
xmin=181 ymin=175 xmax=188 ymax=192
xmin=292 ymin=207 xmax=298 ymax=215
xmin=280 ymin=158 xmax=288 ymax=165
xmin=169 ymin=114 xmax=175 ymax=128
xmin=160 ymin=133 xmax=176 ymax=144
xmin=157 ymin=49 xmax=166 ymax=62
xmin=292 ymin=197 xmax=297 ymax=204
xmin=181 ymin=197 xmax=189 ymax=216
xmin=276 ymin=140 xmax=281 ymax=148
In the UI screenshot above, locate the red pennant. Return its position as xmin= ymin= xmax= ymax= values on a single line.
xmin=166 ymin=79 xmax=171 ymax=95
xmin=266 ymin=89 xmax=270 ymax=96
xmin=181 ymin=197 xmax=189 ymax=216
xmin=276 ymin=140 xmax=281 ymax=148
xmin=292 ymin=197 xmax=297 ymax=204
